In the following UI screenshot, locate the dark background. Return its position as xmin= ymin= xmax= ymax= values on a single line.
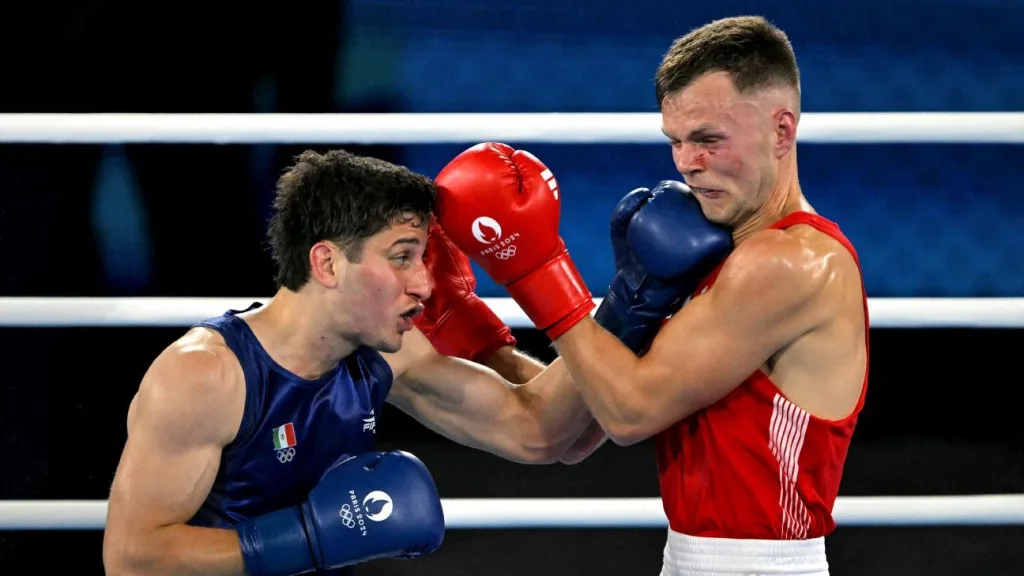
xmin=1 ymin=1 xmax=1023 ymax=574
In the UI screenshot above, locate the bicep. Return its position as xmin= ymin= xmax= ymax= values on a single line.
xmin=109 ymin=408 xmax=223 ymax=531
xmin=107 ymin=350 xmax=242 ymax=535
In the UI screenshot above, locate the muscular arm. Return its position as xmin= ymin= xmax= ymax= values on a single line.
xmin=554 ymin=232 xmax=833 ymax=446
xmin=482 ymin=345 xmax=607 ymax=464
xmin=558 ymin=418 xmax=609 ymax=464
xmin=480 ymin=345 xmax=545 ymax=384
xmin=104 ymin=332 xmax=246 ymax=576
xmin=385 ymin=329 xmax=592 ymax=464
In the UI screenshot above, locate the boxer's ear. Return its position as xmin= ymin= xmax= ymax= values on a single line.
xmin=309 ymin=240 xmax=342 ymax=288
xmin=772 ymin=107 xmax=798 ymax=159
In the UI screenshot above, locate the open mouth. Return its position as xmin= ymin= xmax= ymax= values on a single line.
xmin=400 ymin=306 xmax=422 ymax=321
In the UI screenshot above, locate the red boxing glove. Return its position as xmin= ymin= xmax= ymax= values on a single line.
xmin=434 ymin=143 xmax=594 ymax=340
xmin=413 ymin=218 xmax=516 ymax=362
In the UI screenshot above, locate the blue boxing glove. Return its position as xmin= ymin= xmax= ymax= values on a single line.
xmin=237 ymin=450 xmax=445 ymax=576
xmin=594 ymin=181 xmax=733 ymax=353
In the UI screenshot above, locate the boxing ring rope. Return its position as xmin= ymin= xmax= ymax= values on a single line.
xmin=0 ymin=112 xmax=1023 ymax=144
xmin=1 ymin=297 xmax=1023 ymax=328
xmin=3 ymin=495 xmax=1024 ymax=530
xmin=2 ymin=296 xmax=1023 ymax=530
xmin=2 ymin=112 xmax=1022 ymax=533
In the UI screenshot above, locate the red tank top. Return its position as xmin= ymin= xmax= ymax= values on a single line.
xmin=654 ymin=211 xmax=869 ymax=540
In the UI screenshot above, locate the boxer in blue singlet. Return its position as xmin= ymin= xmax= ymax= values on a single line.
xmin=102 ymin=150 xmax=609 ymax=576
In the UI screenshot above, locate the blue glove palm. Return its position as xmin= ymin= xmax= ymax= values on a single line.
xmin=594 ymin=181 xmax=733 ymax=353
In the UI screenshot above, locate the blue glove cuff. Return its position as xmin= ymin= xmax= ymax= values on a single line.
xmin=237 ymin=507 xmax=315 ymax=576
xmin=595 ymin=280 xmax=688 ymax=354
xmin=594 ymin=294 xmax=650 ymax=354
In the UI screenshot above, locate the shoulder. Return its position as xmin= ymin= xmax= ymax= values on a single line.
xmin=145 ymin=327 xmax=244 ymax=399
xmin=380 ymin=327 xmax=444 ymax=404
xmin=711 ymin=225 xmax=852 ymax=320
xmin=380 ymin=327 xmax=433 ymax=381
xmin=131 ymin=327 xmax=245 ymax=445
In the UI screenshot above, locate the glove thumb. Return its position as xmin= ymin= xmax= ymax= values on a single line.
xmin=649 ymin=180 xmax=692 ymax=199
xmin=609 ymin=187 xmax=653 ymax=266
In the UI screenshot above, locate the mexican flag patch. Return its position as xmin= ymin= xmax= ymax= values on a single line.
xmin=272 ymin=423 xmax=296 ymax=450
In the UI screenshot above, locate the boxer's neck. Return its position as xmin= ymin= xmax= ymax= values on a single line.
xmin=242 ymin=288 xmax=357 ymax=381
xmin=732 ymin=153 xmax=809 ymax=245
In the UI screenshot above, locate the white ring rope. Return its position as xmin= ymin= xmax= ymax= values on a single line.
xmin=0 ymin=297 xmax=1022 ymax=328
xmin=0 ymin=112 xmax=1022 ymax=144
xmin=1 ymin=495 xmax=1023 ymax=530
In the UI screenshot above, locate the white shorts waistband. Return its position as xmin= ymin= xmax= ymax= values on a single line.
xmin=660 ymin=529 xmax=829 ymax=576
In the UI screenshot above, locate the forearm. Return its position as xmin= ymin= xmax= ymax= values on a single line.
xmin=553 ymin=317 xmax=646 ymax=442
xmin=559 ymin=418 xmax=608 ymax=464
xmin=485 ymin=346 xmax=593 ymax=453
xmin=105 ymin=523 xmax=244 ymax=576
xmin=392 ymin=333 xmax=591 ymax=463
xmin=513 ymin=358 xmax=596 ymax=457
xmin=482 ymin=346 xmax=545 ymax=384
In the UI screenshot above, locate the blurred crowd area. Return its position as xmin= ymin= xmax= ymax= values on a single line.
xmin=0 ymin=0 xmax=1021 ymax=300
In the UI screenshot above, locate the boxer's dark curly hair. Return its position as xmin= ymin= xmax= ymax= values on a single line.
xmin=655 ymin=16 xmax=800 ymax=110
xmin=267 ymin=149 xmax=435 ymax=291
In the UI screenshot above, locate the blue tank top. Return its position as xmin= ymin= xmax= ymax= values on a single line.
xmin=187 ymin=303 xmax=393 ymax=572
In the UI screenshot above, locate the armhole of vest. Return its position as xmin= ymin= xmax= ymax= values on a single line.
xmin=194 ymin=320 xmax=264 ymax=450
xmin=773 ymin=213 xmax=869 ymax=421
xmin=802 ymin=216 xmax=871 ymax=420
xmin=362 ymin=347 xmax=394 ymax=406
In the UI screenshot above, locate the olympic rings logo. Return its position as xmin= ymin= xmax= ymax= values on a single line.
xmin=494 ymin=246 xmax=517 ymax=260
xmin=276 ymin=447 xmax=296 ymax=463
xmin=339 ymin=504 xmax=356 ymax=529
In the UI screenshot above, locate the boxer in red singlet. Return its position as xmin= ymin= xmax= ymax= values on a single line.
xmin=561 ymin=16 xmax=867 ymax=574
xmin=430 ymin=15 xmax=868 ymax=576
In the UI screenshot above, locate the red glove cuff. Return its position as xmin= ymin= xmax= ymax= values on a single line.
xmin=506 ymin=252 xmax=595 ymax=340
xmin=421 ymin=295 xmax=517 ymax=363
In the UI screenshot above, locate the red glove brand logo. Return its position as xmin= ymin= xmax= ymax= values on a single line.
xmin=471 ymin=215 xmax=521 ymax=259
xmin=471 ymin=216 xmax=502 ymax=244
xmin=540 ymin=168 xmax=559 ymax=200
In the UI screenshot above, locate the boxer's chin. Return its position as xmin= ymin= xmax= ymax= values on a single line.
xmin=377 ymin=339 xmax=403 ymax=354
xmin=374 ymin=329 xmax=405 ymax=354
xmin=694 ymin=194 xmax=732 ymax=224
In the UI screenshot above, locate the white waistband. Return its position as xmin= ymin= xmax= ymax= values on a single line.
xmin=660 ymin=529 xmax=829 ymax=576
